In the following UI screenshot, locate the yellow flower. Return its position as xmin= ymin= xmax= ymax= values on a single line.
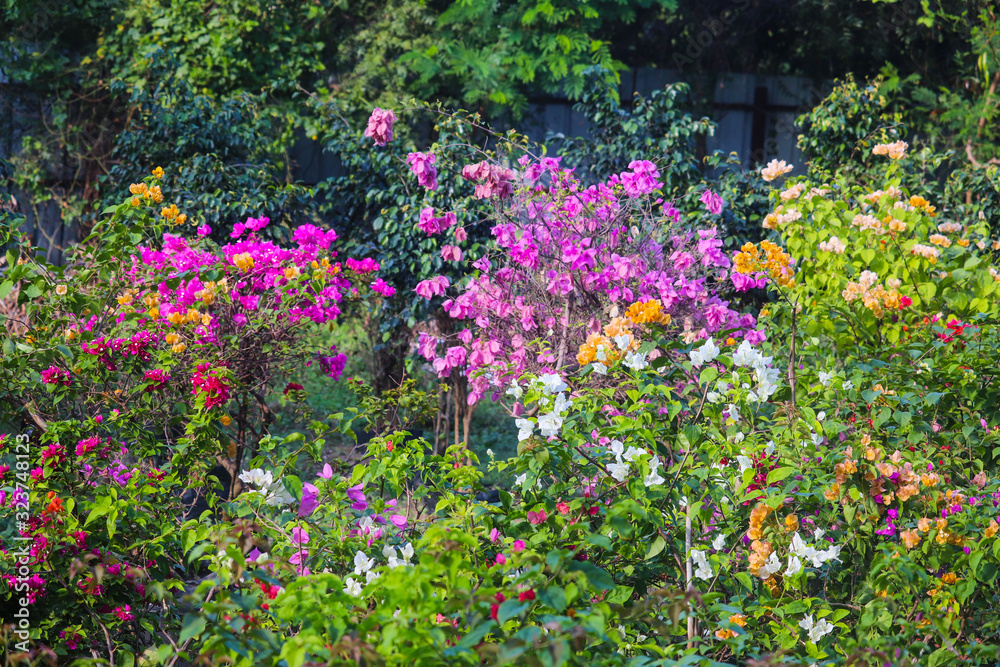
xmin=985 ymin=522 xmax=998 ymax=539
xmin=957 ymin=238 xmax=970 ymax=247
xmin=729 ymin=614 xmax=746 ymax=627
xmin=929 ymin=234 xmax=951 ymax=248
xmin=872 ymin=141 xmax=908 ymax=159
xmin=201 ymin=314 xmax=212 ymax=326
xmin=784 ymin=514 xmax=799 ymax=532
xmin=117 ymin=293 xmax=133 ymax=306
xmin=55 ymin=284 xmax=68 ymax=296
xmin=160 ymin=204 xmax=179 ymax=220
xmin=165 ymin=333 xmax=180 ymax=345
xmin=130 ymin=197 xmax=141 ymax=207
xmin=284 ymin=266 xmax=301 ymax=280
xmin=147 ymin=307 xmax=159 ymax=320
xmin=171 ymin=343 xmax=187 ymax=353
xmin=64 ymin=328 xmax=78 ymax=341
xmin=168 ymin=312 xmax=185 ymax=326
xmin=917 ymin=517 xmax=932 ymax=533
xmin=941 ymin=572 xmax=958 ymax=585
xmin=624 ymin=299 xmax=671 ymax=325
xmin=220 ymin=415 xmax=232 ymax=426
xmin=152 ymin=166 xmax=164 ymax=178
xmin=233 ymin=252 xmax=255 ymax=272
xmin=901 ymin=529 xmax=921 ymax=549
xmin=149 ymin=186 xmax=164 ymax=203
xmin=129 ymin=182 xmax=148 ymax=196
xmin=577 ymin=333 xmax=616 ymax=366
xmin=760 ymin=159 xmax=793 ymax=181
xmin=176 ymin=214 xmax=187 ymax=226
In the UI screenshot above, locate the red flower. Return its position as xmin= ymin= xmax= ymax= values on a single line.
xmin=556 ymin=502 xmax=570 ymax=515
xmin=527 ymin=510 xmax=548 ymax=525
xmin=518 ymin=589 xmax=536 ymax=602
xmin=899 ymin=296 xmax=912 ymax=309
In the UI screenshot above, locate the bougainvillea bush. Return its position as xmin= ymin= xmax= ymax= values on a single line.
xmin=0 ymin=173 xmax=389 ymax=659
xmin=7 ymin=106 xmax=1000 ymax=667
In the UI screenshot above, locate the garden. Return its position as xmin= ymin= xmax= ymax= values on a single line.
xmin=3 ymin=1 xmax=1000 ymax=665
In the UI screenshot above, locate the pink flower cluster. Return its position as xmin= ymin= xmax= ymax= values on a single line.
xmin=412 ymin=157 xmax=758 ymax=404
xmin=461 ymin=161 xmax=515 ymax=199
xmin=417 ymin=207 xmax=458 ymax=235
xmin=231 ymin=216 xmax=270 ymax=239
xmin=346 ymin=257 xmax=380 ymax=273
xmin=406 ymin=152 xmax=438 ymax=190
xmin=371 ymin=278 xmax=396 ymax=297
xmin=364 ymin=108 xmax=397 ymax=146
xmin=313 ymin=345 xmax=347 ymax=380
xmin=143 ymin=369 xmax=171 ymax=392
xmin=616 ymin=160 xmax=663 ymax=197
xmin=41 ymin=365 xmax=72 ymax=386
xmin=414 ymin=275 xmax=450 ymax=300
xmin=81 ymin=330 xmax=156 ymax=370
xmin=191 ymin=363 xmax=230 ymax=409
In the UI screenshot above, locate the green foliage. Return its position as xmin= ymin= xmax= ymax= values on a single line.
xmin=106 ymin=79 xmax=314 ymax=243
xmin=552 ymin=67 xmax=712 ymax=198
xmin=796 ymin=75 xmax=905 ymax=179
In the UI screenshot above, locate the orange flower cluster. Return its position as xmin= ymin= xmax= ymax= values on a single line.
xmin=841 ymin=272 xmax=904 ymax=318
xmin=901 ymin=529 xmax=921 ymax=549
xmin=128 ymin=181 xmax=164 ymax=203
xmin=624 ymin=299 xmax=671 ymax=326
xmin=577 ymin=301 xmax=664 ymax=365
xmin=748 ymin=540 xmax=773 ymax=577
xmin=909 ymin=195 xmax=937 ymax=217
xmin=733 ymin=241 xmax=795 ymax=288
xmin=160 ymin=203 xmax=188 ymax=226
xmin=577 ymin=332 xmax=620 ymax=366
xmin=715 ymin=614 xmax=747 ymax=640
xmin=43 ymin=491 xmax=63 ymax=516
xmin=748 ymin=503 xmax=773 ymax=540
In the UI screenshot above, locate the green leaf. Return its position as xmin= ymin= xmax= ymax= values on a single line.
xmin=457 ymin=620 xmax=496 ymax=648
xmin=569 ymin=561 xmax=615 ymax=591
xmin=644 ymin=536 xmax=666 ymax=560
xmin=766 ymin=467 xmax=795 ymax=484
xmin=539 ymin=586 xmax=567 ymax=612
xmin=497 ymin=600 xmax=529 ymax=624
xmin=179 ymin=614 xmax=206 ymax=643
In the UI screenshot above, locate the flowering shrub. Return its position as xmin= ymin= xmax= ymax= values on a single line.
xmin=8 ymin=105 xmax=1000 ymax=667
xmin=403 ymin=142 xmax=763 ymax=408
xmin=0 ymin=170 xmax=388 ymax=658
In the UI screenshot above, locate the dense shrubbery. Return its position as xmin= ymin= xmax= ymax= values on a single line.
xmin=6 ymin=94 xmax=1000 ymax=667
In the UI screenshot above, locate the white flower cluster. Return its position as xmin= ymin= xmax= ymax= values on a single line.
xmin=382 ymin=542 xmax=414 ymax=569
xmin=731 ymin=340 xmax=780 ymax=402
xmin=239 ymin=468 xmax=294 ymax=506
xmin=688 ymin=337 xmax=720 ymax=367
xmin=799 ymin=614 xmax=835 ymax=643
xmin=514 ymin=373 xmax=572 ymax=441
xmin=690 ymin=548 xmax=713 ymax=580
xmin=605 ymin=440 xmax=664 ymax=486
xmin=790 ymin=530 xmax=842 ymax=570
